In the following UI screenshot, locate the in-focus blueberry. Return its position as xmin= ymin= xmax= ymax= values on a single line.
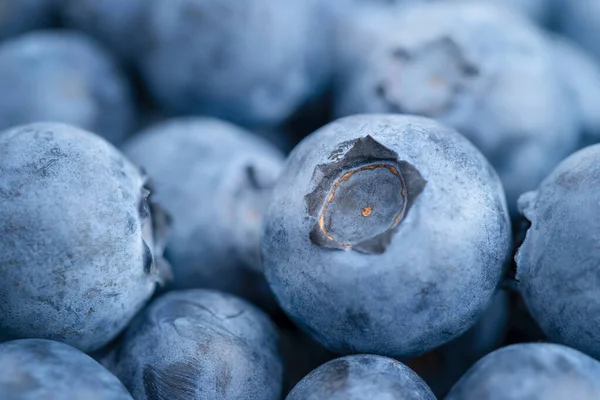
xmin=261 ymin=114 xmax=512 ymax=358
xmin=0 ymin=30 xmax=135 ymax=144
xmin=0 ymin=0 xmax=57 ymax=39
xmin=446 ymin=343 xmax=600 ymax=400
xmin=516 ymin=144 xmax=600 ymax=359
xmin=108 ymin=289 xmax=283 ymax=400
xmin=0 ymin=122 xmax=170 ymax=352
xmin=332 ymin=2 xmax=579 ymax=212
xmin=63 ymin=0 xmax=330 ymax=128
xmin=0 ymin=338 xmax=132 ymax=399
xmin=287 ymin=354 xmax=436 ymax=400
xmin=123 ymin=118 xmax=283 ymax=304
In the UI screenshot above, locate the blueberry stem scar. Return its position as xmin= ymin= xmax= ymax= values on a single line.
xmin=317 ymin=163 xmax=407 ymax=247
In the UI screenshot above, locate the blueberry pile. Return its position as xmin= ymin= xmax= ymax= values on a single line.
xmin=1 ymin=1 xmax=600 ymax=399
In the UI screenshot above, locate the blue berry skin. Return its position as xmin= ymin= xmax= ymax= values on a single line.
xmin=550 ymin=35 xmax=600 ymax=146
xmin=63 ymin=0 xmax=331 ymax=128
xmin=262 ymin=114 xmax=512 ymax=358
xmin=108 ymin=289 xmax=283 ymax=400
xmin=0 ymin=0 xmax=57 ymax=39
xmin=0 ymin=122 xmax=170 ymax=353
xmin=0 ymin=30 xmax=135 ymax=144
xmin=332 ymin=2 xmax=579 ymax=213
xmin=287 ymin=354 xmax=436 ymax=400
xmin=123 ymin=118 xmax=283 ymax=301
xmin=516 ymin=144 xmax=600 ymax=360
xmin=445 ymin=343 xmax=600 ymax=400
xmin=0 ymin=339 xmax=133 ymax=400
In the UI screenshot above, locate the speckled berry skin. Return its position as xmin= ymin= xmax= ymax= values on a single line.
xmin=262 ymin=114 xmax=512 ymax=358
xmin=0 ymin=122 xmax=169 ymax=353
xmin=0 ymin=0 xmax=57 ymax=39
xmin=287 ymin=354 xmax=436 ymax=400
xmin=332 ymin=3 xmax=579 ymax=212
xmin=446 ymin=343 xmax=600 ymax=400
xmin=124 ymin=118 xmax=283 ymax=301
xmin=0 ymin=339 xmax=133 ymax=400
xmin=0 ymin=30 xmax=135 ymax=144
xmin=108 ymin=289 xmax=283 ymax=400
xmin=516 ymin=144 xmax=600 ymax=360
xmin=63 ymin=0 xmax=330 ymax=128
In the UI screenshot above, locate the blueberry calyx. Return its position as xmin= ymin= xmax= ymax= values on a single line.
xmin=305 ymin=135 xmax=426 ymax=254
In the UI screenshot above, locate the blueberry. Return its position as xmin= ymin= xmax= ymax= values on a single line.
xmin=332 ymin=2 xmax=579 ymax=212
xmin=0 ymin=30 xmax=135 ymax=144
xmin=0 ymin=0 xmax=57 ymax=39
xmin=108 ymin=289 xmax=283 ymax=400
xmin=261 ymin=114 xmax=512 ymax=358
xmin=287 ymin=354 xmax=436 ymax=400
xmin=516 ymin=144 xmax=600 ymax=359
xmin=446 ymin=343 xmax=600 ymax=400
xmin=0 ymin=122 xmax=170 ymax=352
xmin=550 ymin=34 xmax=600 ymax=146
xmin=63 ymin=0 xmax=331 ymax=128
xmin=0 ymin=339 xmax=132 ymax=399
xmin=123 ymin=118 xmax=283 ymax=302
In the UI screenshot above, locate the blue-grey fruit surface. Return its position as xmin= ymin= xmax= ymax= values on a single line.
xmin=0 ymin=122 xmax=169 ymax=352
xmin=108 ymin=289 xmax=283 ymax=400
xmin=516 ymin=144 xmax=600 ymax=360
xmin=63 ymin=0 xmax=331 ymax=128
xmin=0 ymin=339 xmax=133 ymax=400
xmin=287 ymin=354 xmax=436 ymax=400
xmin=262 ymin=114 xmax=512 ymax=358
xmin=445 ymin=343 xmax=600 ymax=400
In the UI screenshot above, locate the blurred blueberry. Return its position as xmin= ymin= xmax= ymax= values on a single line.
xmin=327 ymin=0 xmax=550 ymax=23
xmin=60 ymin=0 xmax=148 ymax=65
xmin=557 ymin=0 xmax=600 ymax=63
xmin=262 ymin=114 xmax=512 ymax=358
xmin=108 ymin=289 xmax=282 ymax=400
xmin=63 ymin=0 xmax=331 ymax=128
xmin=123 ymin=118 xmax=283 ymax=305
xmin=408 ymin=290 xmax=509 ymax=397
xmin=0 ymin=0 xmax=58 ymax=39
xmin=332 ymin=2 xmax=579 ymax=213
xmin=550 ymin=34 xmax=600 ymax=146
xmin=516 ymin=144 xmax=600 ymax=359
xmin=0 ymin=339 xmax=132 ymax=399
xmin=287 ymin=354 xmax=436 ymax=400
xmin=0 ymin=122 xmax=169 ymax=352
xmin=0 ymin=30 xmax=135 ymax=144
xmin=446 ymin=343 xmax=600 ymax=400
